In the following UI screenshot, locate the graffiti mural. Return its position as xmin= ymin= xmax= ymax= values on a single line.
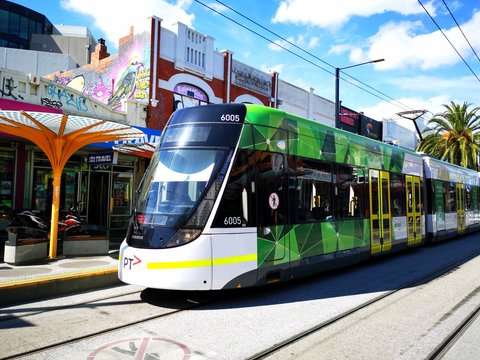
xmin=48 ymin=26 xmax=151 ymax=111
xmin=45 ymin=84 xmax=89 ymax=112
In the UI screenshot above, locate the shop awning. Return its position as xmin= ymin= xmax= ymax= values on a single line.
xmin=0 ymin=111 xmax=144 ymax=259
xmin=112 ymin=142 xmax=156 ymax=158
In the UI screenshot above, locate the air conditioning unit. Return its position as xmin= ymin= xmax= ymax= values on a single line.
xmin=28 ymin=73 xmax=41 ymax=85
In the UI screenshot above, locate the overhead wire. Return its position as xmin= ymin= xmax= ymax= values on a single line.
xmin=215 ymin=0 xmax=414 ymax=113
xmin=441 ymin=0 xmax=480 ymax=63
xmin=193 ymin=0 xmax=415 ymax=114
xmin=418 ymin=0 xmax=480 ymax=82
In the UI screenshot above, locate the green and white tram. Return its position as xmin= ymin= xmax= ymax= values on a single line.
xmin=118 ymin=104 xmax=474 ymax=290
xmin=423 ymin=156 xmax=480 ymax=241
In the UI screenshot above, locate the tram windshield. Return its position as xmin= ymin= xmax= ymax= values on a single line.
xmin=136 ymin=148 xmax=226 ymax=226
xmin=128 ymin=104 xmax=245 ymax=249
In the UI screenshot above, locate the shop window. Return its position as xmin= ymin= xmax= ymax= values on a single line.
xmin=0 ymin=150 xmax=15 ymax=211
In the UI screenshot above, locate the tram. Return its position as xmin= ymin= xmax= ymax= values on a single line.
xmin=118 ymin=103 xmax=480 ymax=290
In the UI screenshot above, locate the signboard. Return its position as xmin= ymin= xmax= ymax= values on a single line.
xmin=87 ymin=152 xmax=118 ymax=165
xmin=339 ymin=106 xmax=360 ymax=133
xmin=231 ymin=60 xmax=272 ymax=96
xmin=89 ymin=125 xmax=161 ymax=149
xmin=360 ymin=115 xmax=382 ymax=141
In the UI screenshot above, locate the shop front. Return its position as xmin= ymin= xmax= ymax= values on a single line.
xmin=31 ymin=149 xmax=139 ymax=230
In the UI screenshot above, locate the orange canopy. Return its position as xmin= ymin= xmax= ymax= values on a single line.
xmin=112 ymin=142 xmax=156 ymax=158
xmin=0 ymin=111 xmax=144 ymax=259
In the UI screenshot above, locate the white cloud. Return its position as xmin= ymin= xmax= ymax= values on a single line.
xmin=203 ymin=1 xmax=229 ymax=14
xmin=272 ymin=0 xmax=435 ymax=29
xmin=359 ymin=95 xmax=453 ymax=122
xmin=352 ymin=11 xmax=480 ymax=70
xmin=387 ymin=75 xmax=479 ymax=92
xmin=268 ymin=37 xmax=295 ymax=51
xmin=328 ymin=44 xmax=354 ymax=56
xmin=308 ymin=37 xmax=320 ymax=49
xmin=261 ymin=63 xmax=284 ymax=74
xmin=61 ymin=0 xmax=195 ymax=48
xmin=268 ymin=34 xmax=319 ymax=52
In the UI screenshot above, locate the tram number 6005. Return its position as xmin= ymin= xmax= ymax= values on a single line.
xmin=224 ymin=216 xmax=242 ymax=226
xmin=221 ymin=114 xmax=240 ymax=122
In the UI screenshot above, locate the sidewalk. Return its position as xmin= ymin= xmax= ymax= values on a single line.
xmin=0 ymin=233 xmax=125 ymax=306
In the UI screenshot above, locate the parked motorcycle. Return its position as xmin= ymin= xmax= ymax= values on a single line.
xmin=8 ymin=201 xmax=107 ymax=242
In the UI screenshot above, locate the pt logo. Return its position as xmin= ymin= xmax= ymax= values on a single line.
xmin=124 ymin=255 xmax=142 ymax=269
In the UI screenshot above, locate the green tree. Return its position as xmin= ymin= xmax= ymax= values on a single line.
xmin=417 ymin=101 xmax=480 ymax=169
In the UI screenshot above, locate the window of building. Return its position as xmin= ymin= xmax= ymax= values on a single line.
xmin=20 ymin=15 xmax=29 ymax=39
xmin=8 ymin=12 xmax=19 ymax=37
xmin=173 ymin=83 xmax=209 ymax=110
xmin=0 ymin=10 xmax=8 ymax=33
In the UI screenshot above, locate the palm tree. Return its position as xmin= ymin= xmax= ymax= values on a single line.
xmin=417 ymin=101 xmax=480 ymax=170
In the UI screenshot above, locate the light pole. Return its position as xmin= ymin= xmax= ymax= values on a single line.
xmin=335 ymin=58 xmax=385 ymax=128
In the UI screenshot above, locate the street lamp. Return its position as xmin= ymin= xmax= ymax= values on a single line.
xmin=335 ymin=58 xmax=385 ymax=128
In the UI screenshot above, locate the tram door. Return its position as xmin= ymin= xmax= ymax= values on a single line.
xmin=456 ymin=183 xmax=466 ymax=233
xmin=406 ymin=175 xmax=423 ymax=246
xmin=257 ymin=152 xmax=287 ymax=264
xmin=369 ymin=170 xmax=392 ymax=254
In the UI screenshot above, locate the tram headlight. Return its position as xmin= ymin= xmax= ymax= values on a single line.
xmin=165 ymin=228 xmax=202 ymax=248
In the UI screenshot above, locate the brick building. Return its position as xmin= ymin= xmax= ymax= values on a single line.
xmin=46 ymin=17 xmax=280 ymax=132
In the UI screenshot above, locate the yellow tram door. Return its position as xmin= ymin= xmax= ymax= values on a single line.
xmin=406 ymin=175 xmax=423 ymax=246
xmin=369 ymin=170 xmax=392 ymax=254
xmin=456 ymin=183 xmax=466 ymax=233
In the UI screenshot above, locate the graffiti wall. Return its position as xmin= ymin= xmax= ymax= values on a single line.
xmin=50 ymin=28 xmax=151 ymax=112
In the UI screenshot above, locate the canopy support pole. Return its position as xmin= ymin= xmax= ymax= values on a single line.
xmin=48 ymin=169 xmax=62 ymax=259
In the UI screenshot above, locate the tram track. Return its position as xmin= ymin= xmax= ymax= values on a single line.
xmin=0 ymin=287 xmax=143 ymax=322
xmin=427 ymin=302 xmax=480 ymax=359
xmin=0 ymin=286 xmax=238 ymax=359
xmin=3 ymin=245 xmax=480 ymax=360
xmin=247 ymin=248 xmax=480 ymax=360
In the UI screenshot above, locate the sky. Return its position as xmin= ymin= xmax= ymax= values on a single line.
xmin=11 ymin=0 xmax=480 ymax=126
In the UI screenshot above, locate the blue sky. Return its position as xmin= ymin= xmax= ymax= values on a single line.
xmin=12 ymin=0 xmax=480 ymax=125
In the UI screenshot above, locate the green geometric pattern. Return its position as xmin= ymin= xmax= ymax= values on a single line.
xmin=241 ymin=105 xmax=409 ymax=268
xmin=243 ymin=105 xmax=411 ymax=171
xmin=257 ymin=220 xmax=370 ymax=267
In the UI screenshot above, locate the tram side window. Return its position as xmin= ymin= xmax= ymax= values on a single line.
xmin=445 ymin=182 xmax=456 ymax=212
xmin=473 ymin=186 xmax=479 ymax=211
xmin=212 ymin=150 xmax=255 ymax=227
xmin=295 ymin=158 xmax=332 ymax=222
xmin=390 ymin=173 xmax=406 ymax=216
xmin=336 ymin=165 xmax=365 ymax=218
